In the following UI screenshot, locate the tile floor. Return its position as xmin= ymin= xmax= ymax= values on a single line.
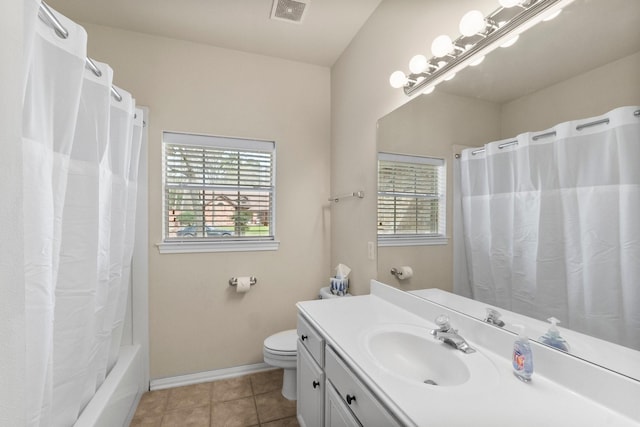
xmin=130 ymin=368 xmax=299 ymax=427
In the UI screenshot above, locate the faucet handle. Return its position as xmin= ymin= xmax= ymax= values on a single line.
xmin=485 ymin=308 xmax=505 ymax=327
xmin=434 ymin=315 xmax=451 ymax=331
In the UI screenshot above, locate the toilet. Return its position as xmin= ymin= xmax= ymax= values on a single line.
xmin=263 ymin=329 xmax=298 ymax=400
xmin=263 ymin=287 xmax=351 ymax=400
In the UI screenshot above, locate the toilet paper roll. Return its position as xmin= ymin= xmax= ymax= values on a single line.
xmin=236 ymin=276 xmax=252 ymax=293
xmin=397 ymin=266 xmax=413 ymax=280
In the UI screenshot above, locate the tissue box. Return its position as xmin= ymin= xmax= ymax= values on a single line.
xmin=330 ymin=277 xmax=349 ymax=296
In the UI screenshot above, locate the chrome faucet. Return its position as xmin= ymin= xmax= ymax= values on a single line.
xmin=430 ymin=315 xmax=476 ymax=353
xmin=484 ymin=308 xmax=505 ymax=327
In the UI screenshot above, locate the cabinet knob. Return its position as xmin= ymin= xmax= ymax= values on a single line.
xmin=346 ymin=394 xmax=356 ymax=405
xmin=312 ymin=380 xmax=320 ymax=389
xmin=301 ymin=334 xmax=308 ymax=341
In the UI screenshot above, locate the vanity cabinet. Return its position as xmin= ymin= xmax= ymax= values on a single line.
xmin=297 ymin=314 xmax=325 ymax=427
xmin=297 ymin=313 xmax=401 ymax=427
xmin=297 ymin=282 xmax=639 ymax=427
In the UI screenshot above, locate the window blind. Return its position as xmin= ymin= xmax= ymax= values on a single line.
xmin=377 ymin=152 xmax=446 ymax=238
xmin=163 ymin=132 xmax=275 ymax=241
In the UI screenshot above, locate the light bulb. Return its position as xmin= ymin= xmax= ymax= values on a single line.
xmin=444 ymin=73 xmax=456 ymax=82
xmin=500 ymin=34 xmax=519 ymax=48
xmin=422 ymin=85 xmax=436 ymax=95
xmin=470 ymin=55 xmax=485 ymax=66
xmin=409 ymin=55 xmax=429 ymax=74
xmin=543 ymin=9 xmax=562 ymax=21
xmin=431 ymin=35 xmax=453 ymax=57
xmin=389 ymin=71 xmax=408 ymax=88
xmin=499 ymin=0 xmax=522 ymax=7
xmin=459 ymin=10 xmax=486 ymax=37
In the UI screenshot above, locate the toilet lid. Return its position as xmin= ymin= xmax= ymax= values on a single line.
xmin=264 ymin=329 xmax=297 ymax=353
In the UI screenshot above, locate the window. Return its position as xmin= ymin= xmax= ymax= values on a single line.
xmin=159 ymin=131 xmax=278 ymax=253
xmin=377 ymin=152 xmax=446 ymax=246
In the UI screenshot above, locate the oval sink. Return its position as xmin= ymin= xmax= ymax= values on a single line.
xmin=362 ymin=324 xmax=497 ymax=388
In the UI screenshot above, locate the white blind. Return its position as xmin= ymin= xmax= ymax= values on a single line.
xmin=163 ymin=132 xmax=275 ymax=241
xmin=378 ymin=152 xmax=445 ymax=238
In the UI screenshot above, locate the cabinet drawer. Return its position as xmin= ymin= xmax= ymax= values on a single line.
xmin=297 ymin=314 xmax=324 ymax=367
xmin=325 ymin=346 xmax=400 ymax=427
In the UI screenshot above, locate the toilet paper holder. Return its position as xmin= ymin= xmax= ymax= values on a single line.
xmin=229 ymin=276 xmax=257 ymax=287
xmin=390 ymin=266 xmax=413 ymax=280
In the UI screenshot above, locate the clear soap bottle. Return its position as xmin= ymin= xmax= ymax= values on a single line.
xmin=539 ymin=317 xmax=570 ymax=352
xmin=512 ymin=324 xmax=534 ymax=382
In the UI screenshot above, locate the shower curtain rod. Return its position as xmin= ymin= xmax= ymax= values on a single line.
xmin=38 ymin=1 xmax=123 ymax=103
xmin=469 ymin=108 xmax=640 ymax=156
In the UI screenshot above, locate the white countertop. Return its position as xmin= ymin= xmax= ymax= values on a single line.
xmin=297 ymin=282 xmax=640 ymax=427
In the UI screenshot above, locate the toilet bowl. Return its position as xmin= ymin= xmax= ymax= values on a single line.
xmin=263 ymin=329 xmax=298 ymax=400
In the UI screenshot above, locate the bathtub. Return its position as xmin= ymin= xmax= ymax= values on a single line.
xmin=73 ymin=345 xmax=145 ymax=427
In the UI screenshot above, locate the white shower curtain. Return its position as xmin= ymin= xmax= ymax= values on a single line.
xmin=22 ymin=4 xmax=142 ymax=426
xmin=455 ymin=106 xmax=640 ymax=351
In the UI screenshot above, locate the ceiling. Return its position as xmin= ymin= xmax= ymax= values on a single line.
xmin=45 ymin=0 xmax=383 ymax=67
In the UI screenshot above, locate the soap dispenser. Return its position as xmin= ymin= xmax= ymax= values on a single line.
xmin=512 ymin=325 xmax=533 ymax=382
xmin=539 ymin=317 xmax=570 ymax=352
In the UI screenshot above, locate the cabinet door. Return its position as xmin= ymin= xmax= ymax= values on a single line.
xmin=325 ymin=381 xmax=361 ymax=427
xmin=297 ymin=341 xmax=324 ymax=427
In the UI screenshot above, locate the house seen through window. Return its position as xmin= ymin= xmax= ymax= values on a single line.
xmin=163 ymin=131 xmax=275 ymax=245
xmin=377 ymin=152 xmax=446 ymax=245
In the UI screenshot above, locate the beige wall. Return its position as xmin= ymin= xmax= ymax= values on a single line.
xmin=83 ymin=24 xmax=331 ymax=379
xmin=376 ymin=92 xmax=502 ymax=291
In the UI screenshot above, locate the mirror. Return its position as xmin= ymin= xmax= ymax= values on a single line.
xmin=377 ymin=0 xmax=640 ymax=379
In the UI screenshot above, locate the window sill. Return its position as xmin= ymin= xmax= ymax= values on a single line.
xmin=378 ymin=236 xmax=449 ymax=247
xmin=157 ymin=239 xmax=280 ymax=254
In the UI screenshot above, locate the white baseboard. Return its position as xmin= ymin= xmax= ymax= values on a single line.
xmin=150 ymin=363 xmax=277 ymax=391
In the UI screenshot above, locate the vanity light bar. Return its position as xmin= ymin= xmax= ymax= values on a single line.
xmin=401 ymin=0 xmax=575 ymax=97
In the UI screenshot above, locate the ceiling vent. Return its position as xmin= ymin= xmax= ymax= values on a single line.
xmin=270 ymin=0 xmax=310 ymax=24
